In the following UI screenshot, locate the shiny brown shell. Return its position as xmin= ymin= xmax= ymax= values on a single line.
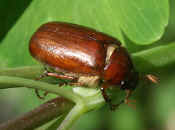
xmin=30 ymin=22 xmax=119 ymax=76
xmin=29 ymin=22 xmax=138 ymax=90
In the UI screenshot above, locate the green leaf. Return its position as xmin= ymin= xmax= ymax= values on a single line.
xmin=0 ymin=0 xmax=170 ymax=68
xmin=132 ymin=42 xmax=175 ymax=72
xmin=117 ymin=0 xmax=169 ymax=44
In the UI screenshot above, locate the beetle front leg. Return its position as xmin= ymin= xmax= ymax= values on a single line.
xmin=123 ymin=89 xmax=136 ymax=109
xmin=101 ymin=83 xmax=122 ymax=111
xmin=116 ymin=89 xmax=136 ymax=109
xmin=100 ymin=85 xmax=111 ymax=103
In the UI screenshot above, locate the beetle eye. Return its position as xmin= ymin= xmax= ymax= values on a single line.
xmin=120 ymin=71 xmax=139 ymax=90
xmin=120 ymin=80 xmax=127 ymax=90
xmin=120 ymin=81 xmax=125 ymax=86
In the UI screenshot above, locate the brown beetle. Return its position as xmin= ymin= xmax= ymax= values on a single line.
xmin=29 ymin=22 xmax=156 ymax=110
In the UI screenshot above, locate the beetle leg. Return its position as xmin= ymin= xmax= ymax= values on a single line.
xmin=46 ymin=72 xmax=76 ymax=80
xmin=35 ymin=67 xmax=76 ymax=99
xmin=113 ymin=89 xmax=136 ymax=109
xmin=101 ymin=84 xmax=136 ymax=110
xmin=34 ymin=67 xmax=49 ymax=99
xmin=101 ymin=84 xmax=111 ymax=102
xmin=123 ymin=89 xmax=136 ymax=109
xmin=35 ymin=89 xmax=48 ymax=99
xmin=35 ymin=67 xmax=49 ymax=80
xmin=124 ymin=89 xmax=132 ymax=102
xmin=101 ymin=83 xmax=119 ymax=111
xmin=37 ymin=67 xmax=76 ymax=80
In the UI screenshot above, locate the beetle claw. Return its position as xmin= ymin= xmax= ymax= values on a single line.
xmin=35 ymin=89 xmax=48 ymax=100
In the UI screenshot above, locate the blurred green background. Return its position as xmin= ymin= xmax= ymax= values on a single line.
xmin=0 ymin=0 xmax=175 ymax=130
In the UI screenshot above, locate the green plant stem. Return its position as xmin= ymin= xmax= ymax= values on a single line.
xmin=57 ymin=88 xmax=104 ymax=130
xmin=0 ymin=76 xmax=81 ymax=103
xmin=0 ymin=76 xmax=105 ymax=129
xmin=57 ymin=103 xmax=85 ymax=130
xmin=0 ymin=66 xmax=44 ymax=79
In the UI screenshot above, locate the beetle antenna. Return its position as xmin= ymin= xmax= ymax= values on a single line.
xmin=145 ymin=74 xmax=159 ymax=84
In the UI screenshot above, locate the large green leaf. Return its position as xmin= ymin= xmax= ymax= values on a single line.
xmin=0 ymin=0 xmax=174 ymax=130
xmin=0 ymin=0 xmax=169 ymax=68
xmin=116 ymin=0 xmax=169 ymax=44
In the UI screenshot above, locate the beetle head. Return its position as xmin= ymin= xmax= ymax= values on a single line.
xmin=120 ymin=69 xmax=139 ymax=90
